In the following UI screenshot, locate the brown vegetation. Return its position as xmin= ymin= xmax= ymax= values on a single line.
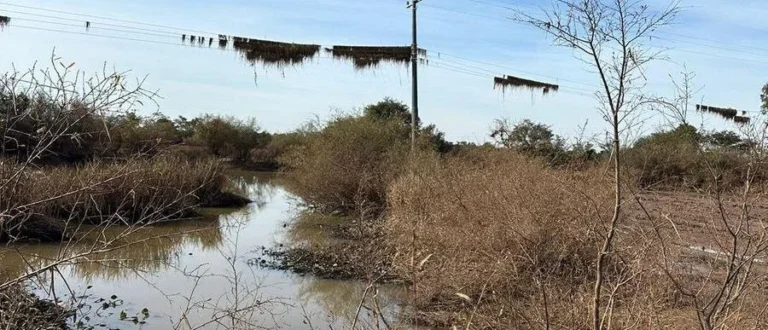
xmin=281 ymin=114 xmax=412 ymax=214
xmin=494 ymin=75 xmax=560 ymax=94
xmin=386 ymin=151 xmax=617 ymax=328
xmin=0 ymin=156 xmax=248 ymax=243
xmin=378 ymin=149 xmax=768 ymax=329
xmin=232 ymin=37 xmax=321 ymax=67
xmin=329 ymin=46 xmax=425 ymax=70
xmin=0 ymin=285 xmax=69 ymax=329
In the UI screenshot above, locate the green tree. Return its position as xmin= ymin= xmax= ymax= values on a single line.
xmin=363 ymin=98 xmax=417 ymax=127
xmin=705 ymin=130 xmax=742 ymax=149
xmin=193 ymin=115 xmax=268 ymax=162
xmin=491 ymin=119 xmax=564 ymax=155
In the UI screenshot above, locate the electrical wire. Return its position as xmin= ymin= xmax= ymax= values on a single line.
xmin=0 ymin=8 xmax=192 ymax=37
xmin=428 ymin=57 xmax=597 ymax=94
xmin=5 ymin=24 xmax=219 ymax=50
xmin=429 ymin=60 xmax=594 ymax=98
xmin=0 ymin=1 xmax=215 ymax=35
xmin=427 ymin=51 xmax=602 ymax=89
xmin=10 ymin=17 xmax=180 ymax=39
xmin=429 ymin=0 xmax=768 ymax=62
xmin=6 ymin=1 xmax=768 ymax=65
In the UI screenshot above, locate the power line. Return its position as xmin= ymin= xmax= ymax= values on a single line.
xmin=655 ymin=36 xmax=768 ymax=60
xmin=420 ymin=3 xmax=512 ymax=23
xmin=428 ymin=50 xmax=602 ymax=90
xmin=0 ymin=18 xmax=635 ymax=95
xmin=430 ymin=60 xmax=594 ymax=98
xmin=10 ymin=17 xmax=180 ymax=39
xmin=428 ymin=1 xmax=768 ymax=61
xmin=428 ymin=57 xmax=596 ymax=94
xmin=0 ymin=1 xmax=214 ymax=35
xmin=5 ymin=24 xmax=223 ymax=50
xmin=0 ymin=8 xmax=193 ymax=37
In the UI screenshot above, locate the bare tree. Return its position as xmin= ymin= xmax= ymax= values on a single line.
xmin=648 ymin=65 xmax=701 ymax=127
xmin=518 ymin=1 xmax=679 ymax=329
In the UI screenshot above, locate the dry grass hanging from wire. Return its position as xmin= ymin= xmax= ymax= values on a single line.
xmin=0 ymin=15 xmax=10 ymax=30
xmin=696 ymin=104 xmax=750 ymax=124
xmin=218 ymin=35 xmax=229 ymax=49
xmin=231 ymin=36 xmax=321 ymax=67
xmin=494 ymin=75 xmax=559 ymax=95
xmin=328 ymin=45 xmax=426 ymax=70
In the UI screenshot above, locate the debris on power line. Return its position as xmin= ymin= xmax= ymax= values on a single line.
xmin=232 ymin=37 xmax=321 ymax=67
xmin=0 ymin=15 xmax=10 ymax=30
xmin=734 ymin=116 xmax=751 ymax=124
xmin=696 ymin=104 xmax=751 ymax=124
xmin=218 ymin=34 xmax=228 ymax=49
xmin=493 ymin=75 xmax=559 ymax=95
xmin=328 ymin=46 xmax=426 ymax=70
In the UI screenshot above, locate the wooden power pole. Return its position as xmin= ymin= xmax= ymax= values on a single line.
xmin=408 ymin=0 xmax=420 ymax=150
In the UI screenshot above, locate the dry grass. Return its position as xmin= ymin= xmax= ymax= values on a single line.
xmin=494 ymin=75 xmax=560 ymax=94
xmin=0 ymin=285 xmax=68 ymax=329
xmin=382 ymin=149 xmax=768 ymax=329
xmin=328 ymin=46 xmax=425 ymax=70
xmin=232 ymin=37 xmax=320 ymax=67
xmin=0 ymin=157 xmax=241 ymax=242
xmin=386 ymin=150 xmax=614 ymax=328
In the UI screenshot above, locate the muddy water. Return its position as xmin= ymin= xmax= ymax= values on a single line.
xmin=0 ymin=172 xmax=406 ymax=330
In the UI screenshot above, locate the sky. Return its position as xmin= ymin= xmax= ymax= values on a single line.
xmin=1 ymin=0 xmax=768 ymax=143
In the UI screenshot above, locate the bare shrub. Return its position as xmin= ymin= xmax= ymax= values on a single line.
xmin=281 ymin=114 xmax=412 ymax=214
xmin=0 ymin=284 xmax=69 ymax=329
xmin=0 ymin=156 xmax=235 ymax=242
xmin=386 ymin=150 xmax=617 ymax=328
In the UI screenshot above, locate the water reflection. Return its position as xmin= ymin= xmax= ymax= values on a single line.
xmin=0 ymin=171 xmax=412 ymax=330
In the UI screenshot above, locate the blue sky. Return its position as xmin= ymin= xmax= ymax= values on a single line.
xmin=1 ymin=0 xmax=767 ymax=143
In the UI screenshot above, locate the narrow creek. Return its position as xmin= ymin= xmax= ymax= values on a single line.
xmin=0 ymin=171 xmax=408 ymax=329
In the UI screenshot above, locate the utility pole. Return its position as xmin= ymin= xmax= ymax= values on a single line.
xmin=408 ymin=0 xmax=420 ymax=150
